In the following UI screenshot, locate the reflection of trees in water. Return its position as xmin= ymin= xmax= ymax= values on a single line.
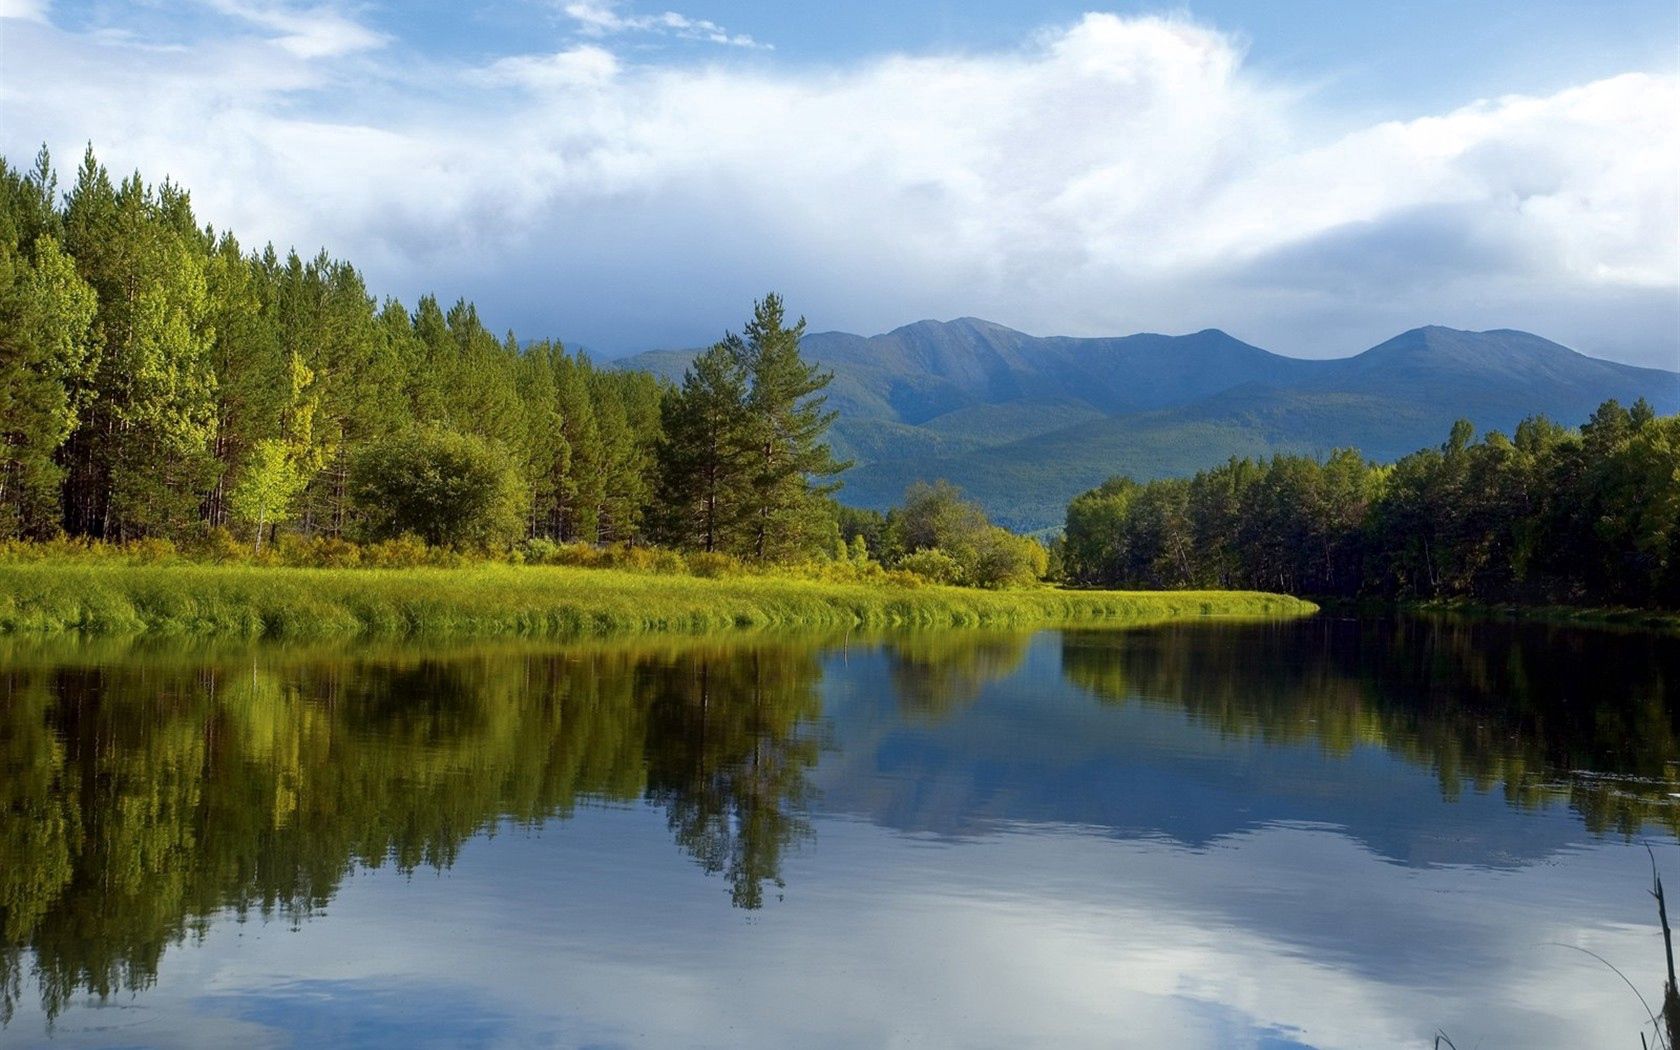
xmin=1061 ymin=616 xmax=1680 ymax=838
xmin=641 ymin=649 xmax=825 ymax=909
xmin=0 ymin=640 xmax=824 ymax=1022
xmin=882 ymin=632 xmax=1032 ymax=721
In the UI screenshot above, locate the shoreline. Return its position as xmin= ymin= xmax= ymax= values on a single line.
xmin=0 ymin=562 xmax=1318 ymax=640
xmin=1314 ymin=596 xmax=1680 ymax=633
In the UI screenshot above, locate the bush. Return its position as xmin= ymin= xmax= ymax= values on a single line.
xmin=124 ymin=537 xmax=180 ymax=565
xmin=519 ymin=537 xmax=561 ymax=565
xmin=194 ymin=527 xmax=251 ymax=565
xmin=883 ymin=481 xmax=1046 ymax=588
xmin=363 ymin=534 xmax=434 ymax=568
xmin=276 ymin=534 xmax=363 ymax=569
xmin=351 ymin=428 xmax=527 ymax=550
xmin=970 ymin=527 xmax=1049 ymax=588
xmin=898 ymin=547 xmax=965 ymax=585
xmin=687 ymin=551 xmax=745 ymax=578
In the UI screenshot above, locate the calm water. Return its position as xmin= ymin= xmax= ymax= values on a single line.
xmin=2 ymin=616 xmax=1679 ymax=1048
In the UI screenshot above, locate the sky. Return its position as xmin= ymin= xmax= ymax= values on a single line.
xmin=0 ymin=0 xmax=1676 ymax=367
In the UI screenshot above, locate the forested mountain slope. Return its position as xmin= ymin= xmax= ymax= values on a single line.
xmin=619 ymin=321 xmax=1680 ymax=530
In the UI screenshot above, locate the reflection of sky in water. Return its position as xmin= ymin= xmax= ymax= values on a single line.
xmin=28 ymin=817 xmax=1664 ymax=1048
xmin=7 ymin=625 xmax=1677 ymax=1048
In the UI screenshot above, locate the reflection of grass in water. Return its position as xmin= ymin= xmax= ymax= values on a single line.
xmin=0 ymin=562 xmax=1315 ymax=639
xmin=882 ymin=630 xmax=1035 ymax=721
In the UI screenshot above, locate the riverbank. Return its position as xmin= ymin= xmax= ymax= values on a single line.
xmin=0 ymin=562 xmax=1316 ymax=639
xmin=1316 ymin=597 xmax=1680 ymax=633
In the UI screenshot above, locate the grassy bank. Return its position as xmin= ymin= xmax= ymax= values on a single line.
xmin=0 ymin=562 xmax=1316 ymax=639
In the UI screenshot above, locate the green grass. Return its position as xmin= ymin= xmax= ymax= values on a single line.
xmin=0 ymin=561 xmax=1316 ymax=639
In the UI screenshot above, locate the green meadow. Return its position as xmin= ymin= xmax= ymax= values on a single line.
xmin=0 ymin=561 xmax=1315 ymax=639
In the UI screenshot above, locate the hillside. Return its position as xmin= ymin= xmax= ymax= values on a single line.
xmin=618 ymin=322 xmax=1680 ymax=531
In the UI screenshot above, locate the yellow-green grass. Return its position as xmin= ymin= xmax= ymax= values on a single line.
xmin=0 ymin=561 xmax=1317 ymax=639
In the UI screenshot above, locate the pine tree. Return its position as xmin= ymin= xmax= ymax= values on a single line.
xmin=203 ymin=231 xmax=285 ymax=528
xmin=553 ymin=350 xmax=603 ymax=541
xmin=732 ymin=294 xmax=847 ymax=561
xmin=0 ymin=165 xmax=98 ymax=536
xmin=654 ymin=340 xmax=751 ymax=552
xmin=62 ymin=157 xmax=217 ymax=539
xmin=514 ymin=340 xmax=569 ymax=538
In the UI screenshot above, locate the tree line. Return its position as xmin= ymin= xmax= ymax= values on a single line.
xmin=0 ymin=147 xmax=845 ymax=560
xmin=1059 ymin=400 xmax=1680 ymax=608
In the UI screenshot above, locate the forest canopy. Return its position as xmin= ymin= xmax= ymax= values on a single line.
xmin=1058 ymin=400 xmax=1680 ymax=609
xmin=0 ymin=147 xmax=846 ymax=562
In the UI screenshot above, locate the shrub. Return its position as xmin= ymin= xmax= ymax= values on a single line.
xmin=363 ymin=534 xmax=432 ymax=569
xmin=276 ymin=534 xmax=363 ymax=569
xmin=970 ymin=527 xmax=1049 ymax=588
xmin=898 ymin=547 xmax=965 ymax=585
xmin=644 ymin=548 xmax=689 ymax=575
xmin=124 ymin=537 xmax=179 ymax=565
xmin=520 ymin=537 xmax=561 ymax=565
xmin=882 ymin=568 xmax=925 ymax=589
xmin=883 ymin=481 xmax=1046 ymax=588
xmin=351 ymin=428 xmax=527 ymax=550
xmin=195 ymin=527 xmax=250 ymax=565
xmin=687 ymin=551 xmax=745 ymax=578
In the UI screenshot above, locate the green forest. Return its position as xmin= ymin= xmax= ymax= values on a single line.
xmin=4 ymin=146 xmax=1676 ymax=612
xmin=1059 ymin=401 xmax=1680 ymax=608
xmin=0 ymin=148 xmax=861 ymax=563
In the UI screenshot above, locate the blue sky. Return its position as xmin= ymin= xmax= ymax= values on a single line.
xmin=1 ymin=1 xmax=1676 ymax=366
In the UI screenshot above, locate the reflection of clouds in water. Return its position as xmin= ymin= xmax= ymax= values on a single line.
xmin=5 ymin=622 xmax=1676 ymax=1046
xmin=813 ymin=631 xmax=1632 ymax=870
xmin=21 ymin=813 xmax=1659 ymax=1048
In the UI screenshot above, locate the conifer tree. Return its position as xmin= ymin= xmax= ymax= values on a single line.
xmin=732 ymin=294 xmax=846 ymax=561
xmin=654 ymin=340 xmax=752 ymax=552
xmin=62 ymin=157 xmax=217 ymax=539
xmin=553 ymin=350 xmax=603 ymax=541
xmin=591 ymin=374 xmax=640 ymax=542
xmin=203 ymin=231 xmax=285 ymax=528
xmin=514 ymin=340 xmax=569 ymax=538
xmin=0 ymin=214 xmax=97 ymax=536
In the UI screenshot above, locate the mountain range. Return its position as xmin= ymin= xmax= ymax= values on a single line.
xmin=618 ymin=320 xmax=1680 ymax=531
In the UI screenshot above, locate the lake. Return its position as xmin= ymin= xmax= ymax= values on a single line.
xmin=2 ymin=615 xmax=1678 ymax=1048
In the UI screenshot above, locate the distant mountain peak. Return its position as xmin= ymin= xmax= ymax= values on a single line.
xmin=883 ymin=316 xmax=1027 ymax=340
xmin=1352 ymin=326 xmax=1585 ymax=370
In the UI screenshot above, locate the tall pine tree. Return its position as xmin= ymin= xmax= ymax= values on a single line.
xmin=654 ymin=340 xmax=752 ymax=552
xmin=733 ymin=294 xmax=846 ymax=561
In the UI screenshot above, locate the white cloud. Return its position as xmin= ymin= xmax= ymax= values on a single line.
xmin=0 ymin=0 xmax=48 ymax=22
xmin=0 ymin=10 xmax=1674 ymax=365
xmin=563 ymin=0 xmax=767 ymax=49
xmin=202 ymin=0 xmax=387 ymax=59
xmin=478 ymin=45 xmax=620 ymax=91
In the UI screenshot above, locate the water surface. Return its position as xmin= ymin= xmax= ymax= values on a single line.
xmin=2 ymin=616 xmax=1678 ymax=1047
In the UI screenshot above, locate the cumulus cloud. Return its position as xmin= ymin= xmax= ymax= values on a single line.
xmin=0 ymin=9 xmax=1673 ymax=365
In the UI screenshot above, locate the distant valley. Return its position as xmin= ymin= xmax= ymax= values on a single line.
xmin=618 ymin=320 xmax=1680 ymax=531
